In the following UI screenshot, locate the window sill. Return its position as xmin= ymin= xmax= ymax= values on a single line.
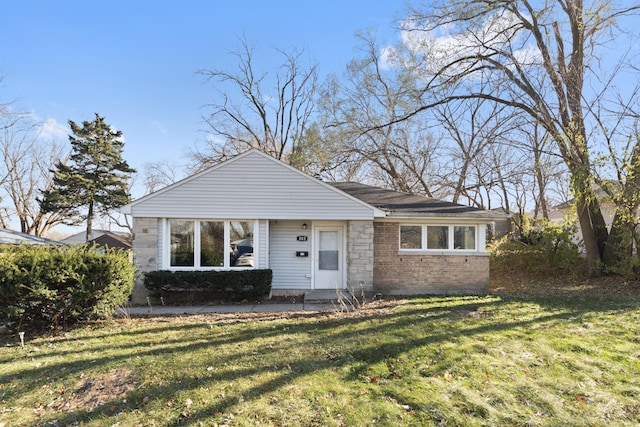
xmin=167 ymin=267 xmax=255 ymax=271
xmin=398 ymin=250 xmax=488 ymax=256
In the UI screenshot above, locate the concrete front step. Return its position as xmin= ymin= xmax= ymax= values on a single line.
xmin=303 ymin=289 xmax=342 ymax=302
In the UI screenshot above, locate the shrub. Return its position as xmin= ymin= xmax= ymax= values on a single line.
xmin=143 ymin=269 xmax=272 ymax=304
xmin=490 ymin=218 xmax=581 ymax=274
xmin=0 ymin=244 xmax=135 ymax=332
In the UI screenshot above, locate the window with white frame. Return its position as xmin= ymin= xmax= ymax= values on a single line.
xmin=400 ymin=224 xmax=477 ymax=251
xmin=168 ymin=220 xmax=255 ymax=268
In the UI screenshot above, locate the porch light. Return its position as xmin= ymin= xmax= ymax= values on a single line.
xmin=302 ymin=223 xmax=308 ymax=230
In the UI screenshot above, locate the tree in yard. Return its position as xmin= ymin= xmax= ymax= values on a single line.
xmin=589 ymin=84 xmax=640 ymax=270
xmin=318 ymin=32 xmax=442 ymax=196
xmin=142 ymin=159 xmax=183 ymax=194
xmin=39 ymin=114 xmax=136 ymax=242
xmin=193 ymin=36 xmax=318 ymax=169
xmin=392 ymin=0 xmax=639 ymax=276
xmin=0 ymin=109 xmax=70 ymax=236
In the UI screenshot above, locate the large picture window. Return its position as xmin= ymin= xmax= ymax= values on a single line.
xmin=399 ymin=224 xmax=477 ymax=251
xmin=170 ymin=220 xmax=194 ymax=266
xmin=200 ymin=221 xmax=224 ymax=267
xmin=230 ymin=221 xmax=254 ymax=268
xmin=169 ymin=220 xmax=255 ymax=269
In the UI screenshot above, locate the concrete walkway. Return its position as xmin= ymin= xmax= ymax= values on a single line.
xmin=119 ymin=302 xmax=338 ymax=317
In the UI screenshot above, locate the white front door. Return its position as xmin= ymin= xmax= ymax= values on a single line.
xmin=314 ymin=226 xmax=344 ymax=289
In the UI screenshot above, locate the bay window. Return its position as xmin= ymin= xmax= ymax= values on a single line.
xmin=168 ymin=220 xmax=255 ymax=269
xmin=399 ymin=224 xmax=477 ymax=251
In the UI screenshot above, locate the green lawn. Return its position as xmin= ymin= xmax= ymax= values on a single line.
xmin=1 ymin=290 xmax=639 ymax=426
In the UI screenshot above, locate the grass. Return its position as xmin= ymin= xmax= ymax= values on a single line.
xmin=1 ymin=279 xmax=640 ymax=426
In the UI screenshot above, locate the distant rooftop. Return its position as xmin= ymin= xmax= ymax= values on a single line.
xmin=0 ymin=228 xmax=63 ymax=245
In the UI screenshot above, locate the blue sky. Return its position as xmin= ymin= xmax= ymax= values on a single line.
xmin=0 ymin=1 xmax=404 ymax=197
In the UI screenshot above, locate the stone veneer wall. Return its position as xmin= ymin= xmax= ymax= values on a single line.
xmin=346 ymin=220 xmax=374 ymax=292
xmin=130 ymin=217 xmax=160 ymax=305
xmin=373 ymin=222 xmax=489 ymax=295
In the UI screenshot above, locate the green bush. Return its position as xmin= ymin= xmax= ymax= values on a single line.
xmin=490 ymin=219 xmax=581 ymax=274
xmin=0 ymin=244 xmax=135 ymax=332
xmin=144 ymin=269 xmax=272 ymax=303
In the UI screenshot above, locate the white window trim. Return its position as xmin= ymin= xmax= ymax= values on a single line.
xmin=164 ymin=219 xmax=258 ymax=270
xmin=399 ymin=224 xmax=480 ymax=252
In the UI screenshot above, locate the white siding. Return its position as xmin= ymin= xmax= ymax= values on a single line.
xmin=129 ymin=151 xmax=374 ymax=220
xmin=257 ymin=219 xmax=269 ymax=269
xmin=157 ymin=219 xmax=163 ymax=269
xmin=269 ymin=220 xmax=312 ymax=289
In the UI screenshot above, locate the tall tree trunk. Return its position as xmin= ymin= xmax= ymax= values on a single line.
xmin=602 ymin=138 xmax=640 ymax=267
xmin=572 ymin=172 xmax=609 ymax=276
xmin=86 ymin=201 xmax=94 ymax=242
xmin=603 ymin=212 xmax=632 ymax=268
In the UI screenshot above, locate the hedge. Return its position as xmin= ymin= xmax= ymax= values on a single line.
xmin=0 ymin=244 xmax=135 ymax=332
xmin=143 ymin=269 xmax=272 ymax=303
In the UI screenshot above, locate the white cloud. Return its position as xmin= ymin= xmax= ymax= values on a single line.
xmin=39 ymin=118 xmax=69 ymax=142
xmin=388 ymin=10 xmax=542 ymax=79
xmin=148 ymin=119 xmax=168 ymax=134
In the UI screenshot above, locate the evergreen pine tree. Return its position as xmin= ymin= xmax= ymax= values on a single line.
xmin=39 ymin=113 xmax=136 ymax=241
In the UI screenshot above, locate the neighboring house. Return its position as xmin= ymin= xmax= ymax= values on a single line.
xmin=549 ymin=194 xmax=617 ymax=248
xmin=489 ymin=207 xmax=515 ymax=239
xmin=0 ymin=228 xmax=63 ymax=245
xmin=88 ymin=231 xmax=132 ymax=250
xmin=121 ymin=150 xmax=505 ymax=304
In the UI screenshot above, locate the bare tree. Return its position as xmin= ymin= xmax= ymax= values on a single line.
xmin=0 ymin=111 xmax=69 ymax=236
xmin=393 ymin=0 xmax=640 ymax=275
xmin=194 ymin=36 xmax=318 ymax=167
xmin=142 ymin=159 xmax=184 ymax=194
xmin=318 ymin=32 xmax=442 ymax=196
xmin=434 ymin=94 xmax=522 ymax=206
xmin=588 ymin=82 xmax=640 ymax=268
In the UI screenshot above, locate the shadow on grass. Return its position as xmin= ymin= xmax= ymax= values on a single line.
xmin=3 ymin=293 xmax=639 ymax=425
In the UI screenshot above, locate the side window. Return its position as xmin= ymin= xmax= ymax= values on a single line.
xmin=399 ymin=224 xmax=478 ymax=251
xmin=426 ymin=226 xmax=449 ymax=249
xmin=400 ymin=225 xmax=422 ymax=249
xmin=454 ymin=226 xmax=476 ymax=250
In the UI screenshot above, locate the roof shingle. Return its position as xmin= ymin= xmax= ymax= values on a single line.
xmin=329 ymin=182 xmax=506 ymax=219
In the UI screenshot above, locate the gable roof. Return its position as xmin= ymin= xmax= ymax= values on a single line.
xmin=61 ymin=229 xmax=130 ymax=244
xmin=122 ymin=150 xmax=384 ymax=220
xmin=88 ymin=231 xmax=132 ymax=249
xmin=330 ymin=182 xmax=505 ymax=220
xmin=122 ymin=149 xmax=504 ymax=222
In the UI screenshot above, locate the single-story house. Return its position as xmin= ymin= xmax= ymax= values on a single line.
xmin=121 ymin=149 xmax=505 ymax=304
